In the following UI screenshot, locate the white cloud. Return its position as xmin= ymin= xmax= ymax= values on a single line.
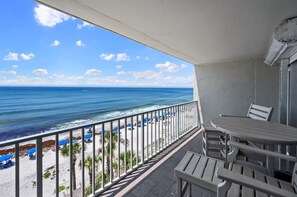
xmin=88 ymin=76 xmax=129 ymax=86
xmin=86 ymin=69 xmax=101 ymax=75
xmin=116 ymin=65 xmax=123 ymax=69
xmin=51 ymin=40 xmax=60 ymax=47
xmin=163 ymin=76 xmax=194 ymax=85
xmin=116 ymin=53 xmax=130 ymax=61
xmin=20 ymin=53 xmax=35 ymax=61
xmin=0 ymin=70 xmax=16 ymax=75
xmin=12 ymin=65 xmax=18 ymax=68
xmin=49 ymin=74 xmax=65 ymax=79
xmin=4 ymin=52 xmax=18 ymax=61
xmin=145 ymin=57 xmax=149 ymax=60
xmin=181 ymin=64 xmax=188 ymax=69
xmin=155 ymin=61 xmax=180 ymax=73
xmin=68 ymin=76 xmax=84 ymax=80
xmin=76 ymin=40 xmax=85 ymax=47
xmin=34 ymin=4 xmax=70 ymax=27
xmin=100 ymin=53 xmax=115 ymax=61
xmin=117 ymin=71 xmax=127 ymax=75
xmin=77 ymin=21 xmax=94 ymax=29
xmin=132 ymin=70 xmax=162 ymax=79
xmin=136 ymin=56 xmax=140 ymax=59
xmin=6 ymin=76 xmax=44 ymax=85
xmin=33 ymin=69 xmax=48 ymax=75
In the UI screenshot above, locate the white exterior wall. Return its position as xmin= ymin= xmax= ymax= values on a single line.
xmin=193 ymin=59 xmax=279 ymax=130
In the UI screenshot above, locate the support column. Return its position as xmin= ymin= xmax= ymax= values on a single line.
xmin=278 ymin=59 xmax=289 ymax=170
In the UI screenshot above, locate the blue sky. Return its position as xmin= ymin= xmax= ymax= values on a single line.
xmin=0 ymin=0 xmax=193 ymax=87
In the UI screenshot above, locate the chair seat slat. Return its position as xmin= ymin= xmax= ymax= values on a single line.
xmin=242 ymin=167 xmax=255 ymax=197
xmin=184 ymin=154 xmax=201 ymax=175
xmin=202 ymin=158 xmax=216 ymax=182
xmin=227 ymin=163 xmax=242 ymax=197
xmin=254 ymin=171 xmax=268 ymax=197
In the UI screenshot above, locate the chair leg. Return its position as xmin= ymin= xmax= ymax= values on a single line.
xmin=177 ymin=177 xmax=182 ymax=197
xmin=188 ymin=183 xmax=192 ymax=197
xmin=205 ymin=131 xmax=208 ymax=156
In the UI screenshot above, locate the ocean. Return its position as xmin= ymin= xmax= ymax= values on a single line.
xmin=0 ymin=87 xmax=193 ymax=141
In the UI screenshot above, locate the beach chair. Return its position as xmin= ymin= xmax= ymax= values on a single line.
xmin=175 ymin=149 xmax=297 ymax=197
xmin=4 ymin=160 xmax=13 ymax=168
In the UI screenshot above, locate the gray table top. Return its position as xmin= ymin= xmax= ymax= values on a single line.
xmin=211 ymin=117 xmax=297 ymax=144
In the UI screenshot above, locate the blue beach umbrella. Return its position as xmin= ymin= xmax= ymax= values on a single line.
xmin=84 ymin=134 xmax=92 ymax=139
xmin=26 ymin=148 xmax=36 ymax=155
xmin=127 ymin=123 xmax=132 ymax=127
xmin=72 ymin=139 xmax=78 ymax=143
xmin=0 ymin=154 xmax=13 ymax=163
xmin=59 ymin=140 xmax=69 ymax=146
xmin=100 ymin=130 xmax=108 ymax=135
xmin=113 ymin=127 xmax=119 ymax=132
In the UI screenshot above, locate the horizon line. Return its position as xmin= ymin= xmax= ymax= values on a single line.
xmin=0 ymin=85 xmax=193 ymax=89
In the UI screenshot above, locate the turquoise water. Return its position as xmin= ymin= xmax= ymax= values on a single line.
xmin=0 ymin=87 xmax=193 ymax=141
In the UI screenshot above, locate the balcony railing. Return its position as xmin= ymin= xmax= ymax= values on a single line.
xmin=0 ymin=100 xmax=200 ymax=197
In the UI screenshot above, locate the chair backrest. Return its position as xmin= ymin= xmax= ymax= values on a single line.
xmin=293 ymin=162 xmax=297 ymax=192
xmin=247 ymin=103 xmax=273 ymax=121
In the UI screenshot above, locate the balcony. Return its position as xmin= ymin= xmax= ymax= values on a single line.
xmin=2 ymin=1 xmax=297 ymax=196
xmin=0 ymin=101 xmax=200 ymax=197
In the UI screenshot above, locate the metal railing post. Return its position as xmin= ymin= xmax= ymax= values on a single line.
xmin=110 ymin=121 xmax=113 ymax=182
xmin=102 ymin=124 xmax=105 ymax=188
xmin=15 ymin=143 xmax=20 ymax=197
xmin=124 ymin=118 xmax=127 ymax=173
xmin=36 ymin=138 xmax=43 ymax=197
xmin=55 ymin=134 xmax=59 ymax=197
xmin=131 ymin=116 xmax=133 ymax=168
xmin=141 ymin=113 xmax=145 ymax=163
xmin=136 ymin=116 xmax=139 ymax=165
xmin=177 ymin=105 xmax=180 ymax=139
xmin=69 ymin=131 xmax=73 ymax=197
xmin=81 ymin=129 xmax=85 ymax=197
xmin=117 ymin=119 xmax=121 ymax=178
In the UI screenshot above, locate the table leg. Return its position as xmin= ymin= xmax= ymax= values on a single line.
xmin=266 ymin=144 xmax=275 ymax=176
xmin=177 ymin=177 xmax=182 ymax=197
xmin=224 ymin=133 xmax=228 ymax=168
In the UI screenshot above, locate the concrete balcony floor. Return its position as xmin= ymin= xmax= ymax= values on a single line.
xmin=100 ymin=128 xmax=203 ymax=197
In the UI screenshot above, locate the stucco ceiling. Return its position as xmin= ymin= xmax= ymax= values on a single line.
xmin=36 ymin=0 xmax=297 ymax=65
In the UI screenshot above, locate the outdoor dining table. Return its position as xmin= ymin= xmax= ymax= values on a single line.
xmin=210 ymin=116 xmax=297 ymax=172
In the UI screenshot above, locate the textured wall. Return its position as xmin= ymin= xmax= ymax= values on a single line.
xmin=193 ymin=59 xmax=279 ymax=129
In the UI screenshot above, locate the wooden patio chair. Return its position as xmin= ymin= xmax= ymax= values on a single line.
xmin=175 ymin=144 xmax=297 ymax=196
xmin=203 ymin=103 xmax=273 ymax=160
xmin=216 ymin=141 xmax=297 ymax=197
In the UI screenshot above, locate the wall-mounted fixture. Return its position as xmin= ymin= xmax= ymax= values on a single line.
xmin=264 ymin=17 xmax=297 ymax=66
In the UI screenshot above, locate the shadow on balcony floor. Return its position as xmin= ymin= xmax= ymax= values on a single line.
xmin=99 ymin=128 xmax=203 ymax=197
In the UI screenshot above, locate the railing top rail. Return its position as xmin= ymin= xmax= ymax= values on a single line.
xmin=0 ymin=100 xmax=197 ymax=147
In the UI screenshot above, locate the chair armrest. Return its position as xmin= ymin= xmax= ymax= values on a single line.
xmin=228 ymin=141 xmax=297 ymax=162
xmin=216 ymin=167 xmax=297 ymax=197
xmin=219 ymin=114 xmax=249 ymax=118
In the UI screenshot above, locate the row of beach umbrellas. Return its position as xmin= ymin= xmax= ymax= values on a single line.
xmin=1 ymin=112 xmax=177 ymax=164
